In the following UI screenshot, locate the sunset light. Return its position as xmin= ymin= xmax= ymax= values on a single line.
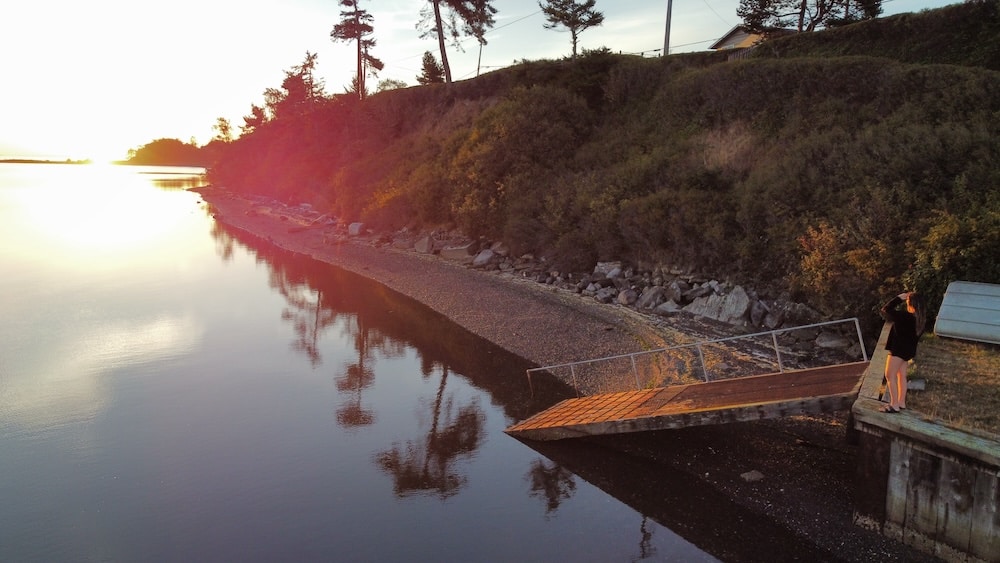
xmin=5 ymin=166 xmax=203 ymax=265
xmin=0 ymin=0 xmax=955 ymax=161
xmin=1 ymin=2 xmax=992 ymax=560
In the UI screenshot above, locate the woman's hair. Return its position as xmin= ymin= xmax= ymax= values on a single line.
xmin=908 ymin=292 xmax=927 ymax=337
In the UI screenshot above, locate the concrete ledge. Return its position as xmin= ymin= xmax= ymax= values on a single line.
xmin=851 ymin=324 xmax=1000 ymax=562
xmin=853 ymin=326 xmax=999 ymax=467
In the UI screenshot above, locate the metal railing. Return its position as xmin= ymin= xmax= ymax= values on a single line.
xmin=527 ymin=318 xmax=868 ymax=397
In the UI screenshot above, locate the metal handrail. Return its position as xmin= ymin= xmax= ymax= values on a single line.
xmin=527 ymin=318 xmax=868 ymax=397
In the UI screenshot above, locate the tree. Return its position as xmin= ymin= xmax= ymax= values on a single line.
xmin=126 ymin=138 xmax=204 ymax=166
xmin=377 ymin=78 xmax=408 ymax=92
xmin=418 ymin=0 xmax=496 ymax=84
xmin=242 ymin=104 xmax=267 ymax=134
xmin=212 ymin=117 xmax=234 ymax=143
xmin=737 ymin=0 xmax=880 ymax=33
xmin=417 ymin=51 xmax=446 ymax=84
xmin=538 ymin=0 xmax=605 ymax=58
xmin=332 ymin=0 xmax=384 ymax=100
xmin=263 ymin=52 xmax=327 ymax=119
xmin=826 ymin=0 xmax=882 ymax=26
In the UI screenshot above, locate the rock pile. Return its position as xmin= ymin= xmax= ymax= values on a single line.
xmin=359 ymin=226 xmax=866 ymax=364
xmin=230 ymin=196 xmax=864 ymax=366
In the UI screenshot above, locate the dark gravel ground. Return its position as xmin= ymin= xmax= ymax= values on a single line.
xmin=197 ymin=187 xmax=940 ymax=562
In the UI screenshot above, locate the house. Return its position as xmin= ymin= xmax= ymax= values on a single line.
xmin=710 ymin=26 xmax=764 ymax=50
xmin=710 ymin=26 xmax=795 ymax=60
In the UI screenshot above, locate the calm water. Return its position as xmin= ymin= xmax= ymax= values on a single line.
xmin=0 ymin=164 xmax=718 ymax=562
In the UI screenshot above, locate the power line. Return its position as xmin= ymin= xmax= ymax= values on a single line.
xmin=700 ymin=0 xmax=735 ymax=28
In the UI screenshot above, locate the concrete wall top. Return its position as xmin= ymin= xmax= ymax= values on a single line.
xmin=853 ymin=324 xmax=1000 ymax=468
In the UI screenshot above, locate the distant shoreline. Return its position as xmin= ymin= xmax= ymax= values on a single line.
xmin=0 ymin=160 xmax=208 ymax=172
xmin=0 ymin=158 xmax=93 ymax=165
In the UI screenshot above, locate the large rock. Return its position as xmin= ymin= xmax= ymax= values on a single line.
xmin=348 ymin=222 xmax=364 ymax=236
xmin=750 ymin=299 xmax=770 ymax=327
xmin=472 ymin=249 xmax=495 ymax=267
xmin=781 ymin=302 xmax=823 ymax=327
xmin=653 ymin=300 xmax=682 ymax=316
xmin=816 ymin=331 xmax=853 ymax=349
xmin=682 ymin=284 xmax=714 ymax=302
xmin=594 ymin=261 xmax=622 ymax=277
xmin=664 ymin=281 xmax=685 ymax=304
xmin=618 ymin=288 xmax=638 ymax=306
xmin=682 ymin=285 xmax=752 ymax=326
xmin=414 ymin=236 xmax=433 ymax=254
xmin=489 ymin=241 xmax=510 ymax=257
xmin=594 ymin=287 xmax=617 ymax=304
xmin=636 ymin=286 xmax=667 ymax=310
xmin=439 ymin=242 xmax=476 ymax=262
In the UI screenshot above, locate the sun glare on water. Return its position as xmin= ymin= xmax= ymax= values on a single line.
xmin=13 ymin=165 xmax=202 ymax=266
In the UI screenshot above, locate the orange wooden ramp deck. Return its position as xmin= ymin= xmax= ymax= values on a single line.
xmin=505 ymin=361 xmax=869 ymax=441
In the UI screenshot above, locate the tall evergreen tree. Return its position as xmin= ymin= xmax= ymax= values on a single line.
xmin=332 ymin=0 xmax=384 ymax=100
xmin=418 ymin=0 xmax=496 ymax=84
xmin=417 ymin=51 xmax=446 ymax=84
xmin=263 ymin=52 xmax=326 ymax=119
xmin=538 ymin=0 xmax=604 ymax=58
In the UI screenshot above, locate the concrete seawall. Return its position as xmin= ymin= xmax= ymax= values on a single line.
xmin=852 ymin=326 xmax=1000 ymax=562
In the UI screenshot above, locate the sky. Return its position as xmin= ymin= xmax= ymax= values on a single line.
xmin=1 ymin=0 xmax=958 ymax=162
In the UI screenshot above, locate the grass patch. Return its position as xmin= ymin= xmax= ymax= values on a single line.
xmin=906 ymin=334 xmax=1000 ymax=438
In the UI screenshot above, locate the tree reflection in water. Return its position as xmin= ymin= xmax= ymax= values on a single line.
xmin=335 ymin=316 xmax=379 ymax=428
xmin=525 ymin=458 xmax=577 ymax=515
xmin=632 ymin=516 xmax=656 ymax=562
xmin=376 ymin=367 xmax=485 ymax=499
xmin=206 ymin=222 xmax=499 ymax=502
xmin=207 ymin=214 xmax=235 ymax=262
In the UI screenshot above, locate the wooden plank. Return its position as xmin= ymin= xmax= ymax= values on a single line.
xmin=506 ymin=362 xmax=868 ymax=441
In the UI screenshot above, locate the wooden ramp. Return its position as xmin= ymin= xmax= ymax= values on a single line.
xmin=506 ymin=361 xmax=869 ymax=441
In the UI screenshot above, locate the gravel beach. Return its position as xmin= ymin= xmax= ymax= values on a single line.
xmin=195 ymin=186 xmax=939 ymax=562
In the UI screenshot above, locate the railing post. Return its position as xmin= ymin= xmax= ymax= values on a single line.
xmin=771 ymin=332 xmax=785 ymax=373
xmin=571 ymin=364 xmax=580 ymax=398
xmin=631 ymin=355 xmax=640 ymax=390
xmin=853 ymin=318 xmax=868 ymax=361
xmin=696 ymin=344 xmax=709 ymax=382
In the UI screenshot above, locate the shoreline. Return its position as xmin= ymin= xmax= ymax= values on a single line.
xmin=194 ymin=186 xmax=937 ymax=562
xmin=195 ymin=185 xmax=685 ymax=370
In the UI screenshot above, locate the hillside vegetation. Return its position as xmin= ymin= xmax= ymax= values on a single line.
xmin=208 ymin=1 xmax=1000 ymax=325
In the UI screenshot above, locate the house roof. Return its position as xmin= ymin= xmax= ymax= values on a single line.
xmin=710 ymin=26 xmax=758 ymax=50
xmin=934 ymin=281 xmax=1000 ymax=345
xmin=709 ymin=25 xmax=796 ymax=50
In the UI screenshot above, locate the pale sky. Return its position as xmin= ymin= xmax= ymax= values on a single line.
xmin=0 ymin=0 xmax=957 ymax=161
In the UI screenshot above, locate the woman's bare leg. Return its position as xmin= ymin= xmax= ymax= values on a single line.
xmin=897 ymin=360 xmax=908 ymax=408
xmin=883 ymin=355 xmax=898 ymax=406
xmin=885 ymin=355 xmax=906 ymax=409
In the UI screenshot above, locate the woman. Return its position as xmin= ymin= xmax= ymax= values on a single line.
xmin=879 ymin=291 xmax=926 ymax=413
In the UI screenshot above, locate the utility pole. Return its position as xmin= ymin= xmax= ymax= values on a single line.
xmin=663 ymin=0 xmax=673 ymax=55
